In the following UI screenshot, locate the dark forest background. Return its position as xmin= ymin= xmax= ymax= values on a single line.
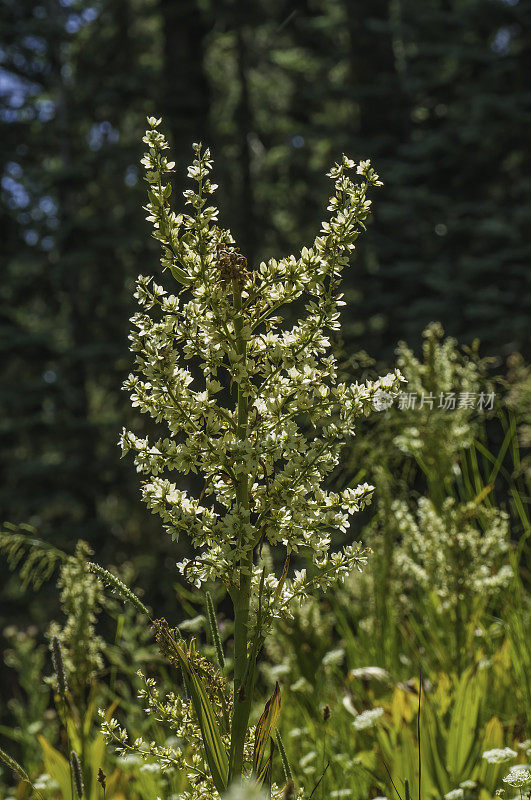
xmin=1 ymin=0 xmax=530 ymax=630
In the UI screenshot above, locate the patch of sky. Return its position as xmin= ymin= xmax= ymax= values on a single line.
xmin=39 ymin=196 xmax=58 ymax=216
xmin=124 ymin=165 xmax=139 ymax=186
xmin=65 ymin=7 xmax=98 ymax=34
xmin=0 ymin=67 xmax=39 ymax=122
xmin=22 ymin=36 xmax=47 ymax=54
xmin=41 ymin=236 xmax=55 ymax=251
xmin=6 ymin=161 xmax=23 ymax=179
xmin=1 ymin=175 xmax=31 ymax=210
xmin=0 ymin=69 xmax=31 ymax=107
xmin=88 ymin=120 xmax=120 ymax=151
xmin=82 ymin=7 xmax=98 ymax=22
xmin=24 ymin=229 xmax=39 ymax=246
xmin=36 ymin=98 xmax=56 ymax=122
xmin=491 ymin=26 xmax=518 ymax=55
xmin=66 ymin=14 xmax=83 ymax=34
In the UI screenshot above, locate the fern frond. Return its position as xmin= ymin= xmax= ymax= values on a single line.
xmin=0 ymin=523 xmax=67 ymax=590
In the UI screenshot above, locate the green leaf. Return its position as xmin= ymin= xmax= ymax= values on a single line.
xmin=253 ymin=682 xmax=281 ymax=777
xmin=274 ymin=555 xmax=290 ymax=601
xmin=447 ymin=667 xmax=482 ymax=779
xmin=168 ymin=262 xmax=192 ymax=286
xmin=159 ymin=625 xmax=228 ymax=794
xmin=418 ymin=698 xmax=450 ymax=797
xmin=257 ymin=739 xmax=275 ymax=794
xmin=38 ymin=735 xmax=72 ymax=800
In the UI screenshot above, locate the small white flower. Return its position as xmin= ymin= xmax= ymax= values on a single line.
xmin=444 ymin=789 xmax=464 ymax=800
xmin=300 ymin=751 xmax=317 ymax=768
xmin=518 ymin=740 xmax=531 ymax=759
xmin=502 ymin=766 xmax=531 ymax=789
xmin=482 ymin=748 xmax=517 ymax=764
xmin=223 ymin=779 xmax=270 ymax=800
xmin=373 ymin=389 xmax=393 ymax=411
xmin=139 ymin=763 xmax=161 ymax=773
xmin=352 ymin=707 xmax=384 ymax=730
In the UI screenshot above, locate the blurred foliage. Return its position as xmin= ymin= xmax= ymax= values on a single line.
xmin=0 ymin=538 xmax=178 ymax=799
xmin=263 ymin=326 xmax=529 ymax=800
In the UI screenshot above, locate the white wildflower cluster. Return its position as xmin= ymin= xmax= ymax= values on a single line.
xmin=222 ymin=777 xmax=303 ymax=800
xmin=483 ymin=748 xmax=518 ymax=765
xmin=262 ymin=561 xmax=340 ymax=686
xmin=47 ymin=541 xmax=104 ymax=698
xmin=519 ymin=741 xmax=531 ymax=760
xmin=444 ymin=789 xmax=464 ymax=800
xmin=101 ymin=671 xmax=249 ymax=800
xmin=222 ymin=779 xmax=269 ymax=800
xmin=102 ymin=671 xmax=296 ymax=800
xmin=393 ymin=497 xmax=512 ymax=607
xmin=443 ymin=780 xmax=478 ymax=800
xmin=121 ymin=117 xmax=403 ymax=614
xmin=502 ymin=766 xmax=531 ymax=789
xmin=352 ymin=707 xmax=384 ymax=730
xmin=393 ymin=322 xmax=486 ymax=480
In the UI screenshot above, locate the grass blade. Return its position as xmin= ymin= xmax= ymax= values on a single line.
xmin=153 ymin=619 xmax=228 ymax=793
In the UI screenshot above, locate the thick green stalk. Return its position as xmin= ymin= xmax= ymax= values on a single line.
xmin=228 ymin=281 xmax=254 ymax=782
xmin=229 ymin=566 xmax=253 ymax=780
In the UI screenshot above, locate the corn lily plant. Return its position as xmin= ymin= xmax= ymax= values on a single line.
xmin=118 ymin=117 xmax=403 ymax=793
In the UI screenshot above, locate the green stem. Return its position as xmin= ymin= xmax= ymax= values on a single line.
xmin=228 ymin=281 xmax=254 ymax=782
xmin=455 ymin=600 xmax=463 ymax=674
xmin=229 ymin=566 xmax=253 ymax=780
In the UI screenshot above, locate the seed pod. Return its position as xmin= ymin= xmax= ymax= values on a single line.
xmin=0 ymin=746 xmax=30 ymax=784
xmin=97 ymin=768 xmax=106 ymax=791
xmin=283 ymin=779 xmax=295 ymax=800
xmin=70 ymin=750 xmax=84 ymax=798
xmin=87 ymin=563 xmax=150 ymax=618
xmin=51 ymin=635 xmax=68 ymax=696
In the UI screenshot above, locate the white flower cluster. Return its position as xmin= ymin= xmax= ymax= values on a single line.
xmin=393 ymin=322 xmax=486 ymax=480
xmin=121 ymin=117 xmax=403 ymax=616
xmin=444 ymin=781 xmax=478 ymax=800
xmin=102 ymin=672 xmax=298 ymax=800
xmin=502 ymin=766 xmax=531 ymax=789
xmin=352 ymin=707 xmax=384 ymax=730
xmin=393 ymin=497 xmax=512 ymax=607
xmin=222 ymin=778 xmax=286 ymax=800
xmin=444 ymin=789 xmax=464 ymax=800
xmin=483 ymin=748 xmax=517 ymax=765
xmin=102 ymin=672 xmax=236 ymax=800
